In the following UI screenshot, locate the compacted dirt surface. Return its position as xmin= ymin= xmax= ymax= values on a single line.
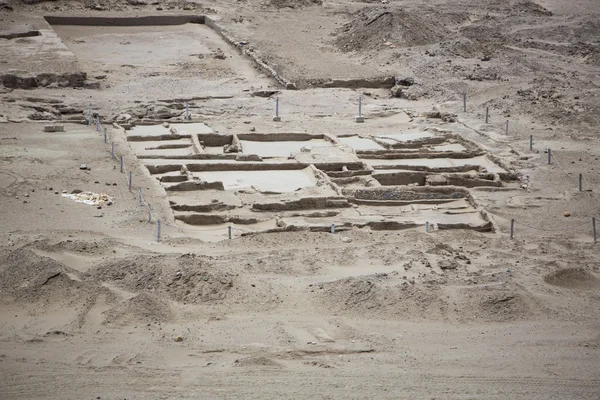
xmin=1 ymin=0 xmax=600 ymax=399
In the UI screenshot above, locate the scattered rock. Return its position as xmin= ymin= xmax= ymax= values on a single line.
xmin=79 ymin=164 xmax=88 ymax=170
xmin=439 ymin=259 xmax=459 ymax=270
xmin=174 ymin=336 xmax=183 ymax=342
xmin=341 ymin=237 xmax=352 ymax=243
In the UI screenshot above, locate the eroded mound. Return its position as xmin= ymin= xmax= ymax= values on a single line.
xmin=0 ymin=248 xmax=88 ymax=302
xmin=103 ymin=292 xmax=173 ymax=325
xmin=263 ymin=0 xmax=322 ymax=9
xmin=544 ymin=268 xmax=600 ymax=290
xmin=85 ymin=253 xmax=234 ymax=304
xmin=313 ymin=276 xmax=447 ymax=320
xmin=335 ymin=7 xmax=451 ymax=52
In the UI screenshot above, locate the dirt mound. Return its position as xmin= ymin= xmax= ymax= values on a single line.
xmin=335 ymin=7 xmax=451 ymax=52
xmin=313 ymin=276 xmax=447 ymax=320
xmin=28 ymin=237 xmax=124 ymax=256
xmin=103 ymin=292 xmax=173 ymax=325
xmin=85 ymin=253 xmax=234 ymax=304
xmin=544 ymin=268 xmax=600 ymax=290
xmin=263 ymin=0 xmax=322 ymax=9
xmin=454 ymin=285 xmax=538 ymax=322
xmin=0 ymin=248 xmax=86 ymax=302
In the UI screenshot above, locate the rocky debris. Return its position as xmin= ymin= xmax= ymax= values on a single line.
xmin=439 ymin=258 xmax=459 ymax=270
xmin=127 ymin=0 xmax=147 ymax=5
xmin=2 ymin=72 xmax=87 ymax=89
xmin=79 ymin=164 xmax=88 ymax=170
xmin=395 ymin=76 xmax=414 ymax=86
xmin=263 ymin=0 xmax=322 ymax=9
xmin=390 ymin=85 xmax=403 ymax=98
xmin=0 ymin=0 xmax=13 ymax=10
xmin=423 ymin=110 xmax=457 ymax=122
xmin=213 ymin=48 xmax=226 ymax=60
xmin=251 ymin=90 xmax=280 ymax=98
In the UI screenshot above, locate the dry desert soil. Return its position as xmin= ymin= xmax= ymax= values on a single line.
xmin=1 ymin=0 xmax=600 ymax=399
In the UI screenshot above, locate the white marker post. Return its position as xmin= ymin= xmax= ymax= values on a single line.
xmin=355 ymin=96 xmax=364 ymax=123
xmin=273 ymin=97 xmax=281 ymax=122
xmin=425 ymin=221 xmax=430 ymax=233
xmin=331 ymin=224 xmax=335 ymax=234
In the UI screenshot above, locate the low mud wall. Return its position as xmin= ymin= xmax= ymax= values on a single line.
xmin=2 ymin=72 xmax=87 ymax=89
xmin=146 ymin=162 xmax=309 ymax=174
xmin=360 ymin=151 xmax=484 ymax=160
xmin=349 ymin=186 xmax=470 ymax=202
xmin=45 ymin=15 xmax=205 ymax=26
xmin=372 ymin=171 xmax=428 ymax=186
xmin=237 ymin=133 xmax=325 ymax=141
xmin=252 ymin=197 xmax=351 ymax=211
xmin=303 ymin=76 xmax=396 ymax=89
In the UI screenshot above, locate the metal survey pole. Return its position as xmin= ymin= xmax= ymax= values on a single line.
xmin=593 ymin=217 xmax=597 ymax=243
xmin=331 ymin=224 xmax=335 ymax=234
xmin=138 ymin=188 xmax=142 ymax=207
xmin=529 ymin=135 xmax=533 ymax=151
xmin=547 ymin=149 xmax=552 ymax=164
xmin=510 ymin=219 xmax=515 ymax=239
xmin=579 ymin=173 xmax=583 ymax=192
xmin=104 ymin=127 xmax=107 ymax=144
xmin=463 ymin=93 xmax=466 ymax=112
xmin=147 ymin=204 xmax=152 ymax=223
xmin=185 ymin=102 xmax=189 ymax=120
xmin=128 ymin=171 xmax=132 ymax=191
xmin=111 ymin=142 xmax=115 ymax=159
xmin=120 ymin=155 xmax=124 ymax=173
xmin=157 ymin=220 xmax=161 ymax=242
xmin=505 ymin=120 xmax=509 ymax=135
xmin=228 ymin=226 xmax=232 ymax=240
xmin=276 ymin=97 xmax=279 ymax=118
xmin=425 ymin=221 xmax=430 ymax=233
xmin=485 ymin=107 xmax=489 ymax=123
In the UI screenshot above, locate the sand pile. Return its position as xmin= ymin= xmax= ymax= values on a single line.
xmin=454 ymin=284 xmax=538 ymax=322
xmin=544 ymin=268 xmax=600 ymax=290
xmin=335 ymin=7 xmax=451 ymax=52
xmin=313 ymin=276 xmax=447 ymax=320
xmin=85 ymin=253 xmax=234 ymax=304
xmin=0 ymin=248 xmax=88 ymax=303
xmin=103 ymin=292 xmax=173 ymax=325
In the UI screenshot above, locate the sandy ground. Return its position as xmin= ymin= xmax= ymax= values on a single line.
xmin=1 ymin=0 xmax=600 ymax=399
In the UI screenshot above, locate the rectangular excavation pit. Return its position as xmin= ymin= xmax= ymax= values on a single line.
xmin=127 ymin=123 xmax=213 ymax=140
xmin=43 ymin=16 xmax=276 ymax=96
xmin=363 ymin=155 xmax=506 ymax=174
xmin=194 ymin=168 xmax=319 ymax=193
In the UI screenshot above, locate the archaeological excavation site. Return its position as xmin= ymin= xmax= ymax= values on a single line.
xmin=1 ymin=1 xmax=599 ymax=399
